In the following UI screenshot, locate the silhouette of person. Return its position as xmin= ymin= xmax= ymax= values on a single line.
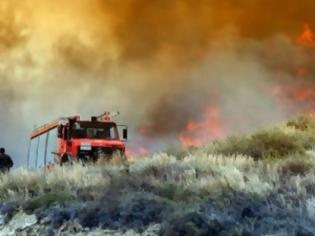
xmin=0 ymin=148 xmax=13 ymax=173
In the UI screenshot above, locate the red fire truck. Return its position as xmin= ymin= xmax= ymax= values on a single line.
xmin=27 ymin=112 xmax=128 ymax=168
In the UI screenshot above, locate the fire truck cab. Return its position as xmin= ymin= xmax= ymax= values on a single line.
xmin=28 ymin=112 xmax=128 ymax=167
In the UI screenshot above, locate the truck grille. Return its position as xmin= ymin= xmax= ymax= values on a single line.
xmin=78 ymin=147 xmax=118 ymax=161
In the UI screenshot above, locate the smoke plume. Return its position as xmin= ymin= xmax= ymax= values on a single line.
xmin=1 ymin=0 xmax=315 ymax=164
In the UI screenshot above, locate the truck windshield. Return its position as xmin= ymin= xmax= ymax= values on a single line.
xmin=71 ymin=121 xmax=118 ymax=140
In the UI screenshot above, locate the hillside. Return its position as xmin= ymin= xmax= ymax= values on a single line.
xmin=1 ymin=116 xmax=315 ymax=235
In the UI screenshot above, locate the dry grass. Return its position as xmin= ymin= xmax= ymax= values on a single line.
xmin=2 ymin=149 xmax=313 ymax=207
xmin=0 ymin=152 xmax=314 ymax=234
xmin=2 ymin=115 xmax=315 ymax=234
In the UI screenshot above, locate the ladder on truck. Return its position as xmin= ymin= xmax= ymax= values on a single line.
xmin=26 ymin=116 xmax=78 ymax=169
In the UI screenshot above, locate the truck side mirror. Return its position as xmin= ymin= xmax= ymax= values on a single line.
xmin=123 ymin=128 xmax=128 ymax=140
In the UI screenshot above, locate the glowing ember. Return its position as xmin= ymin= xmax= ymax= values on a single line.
xmin=179 ymin=107 xmax=224 ymax=149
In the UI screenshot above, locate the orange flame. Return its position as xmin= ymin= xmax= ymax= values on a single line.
xmin=294 ymin=24 xmax=315 ymax=77
xmin=297 ymin=24 xmax=315 ymax=48
xmin=179 ymin=107 xmax=224 ymax=149
xmin=292 ymin=87 xmax=315 ymax=101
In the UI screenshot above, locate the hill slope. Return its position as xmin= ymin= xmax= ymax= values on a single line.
xmin=1 ymin=115 xmax=315 ymax=235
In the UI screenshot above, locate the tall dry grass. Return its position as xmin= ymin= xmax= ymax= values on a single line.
xmin=2 ymin=115 xmax=315 ymax=234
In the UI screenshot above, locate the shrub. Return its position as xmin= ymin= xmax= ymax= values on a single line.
xmin=212 ymin=136 xmax=250 ymax=157
xmin=23 ymin=192 xmax=73 ymax=213
xmin=157 ymin=183 xmax=197 ymax=202
xmin=213 ymin=129 xmax=304 ymax=160
xmin=248 ymin=129 xmax=304 ymax=159
xmin=293 ymin=130 xmax=315 ymax=150
xmin=162 ymin=212 xmax=240 ymax=236
xmin=278 ymin=156 xmax=315 ymax=176
xmin=287 ymin=115 xmax=315 ymax=132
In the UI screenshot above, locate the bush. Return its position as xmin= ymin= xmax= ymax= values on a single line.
xmin=213 ymin=129 xmax=304 ymax=160
xmin=292 ymin=130 xmax=315 ymax=150
xmin=212 ymin=136 xmax=251 ymax=157
xmin=278 ymin=156 xmax=315 ymax=176
xmin=162 ymin=212 xmax=241 ymax=236
xmin=158 ymin=183 xmax=196 ymax=202
xmin=24 ymin=192 xmax=73 ymax=213
xmin=248 ymin=130 xmax=304 ymax=159
xmin=287 ymin=115 xmax=315 ymax=132
xmin=163 ymin=212 xmax=221 ymax=236
xmin=211 ymin=115 xmax=315 ymax=160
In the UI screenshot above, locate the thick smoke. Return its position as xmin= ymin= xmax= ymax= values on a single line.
xmin=0 ymin=1 xmax=32 ymax=165
xmin=1 ymin=0 xmax=315 ymax=164
xmin=97 ymin=0 xmax=315 ymax=60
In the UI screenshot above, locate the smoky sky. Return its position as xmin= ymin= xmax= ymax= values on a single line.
xmin=1 ymin=0 xmax=315 ymax=164
xmin=98 ymin=0 xmax=315 ymax=61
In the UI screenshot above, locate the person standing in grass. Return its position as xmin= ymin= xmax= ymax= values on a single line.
xmin=0 ymin=147 xmax=13 ymax=173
